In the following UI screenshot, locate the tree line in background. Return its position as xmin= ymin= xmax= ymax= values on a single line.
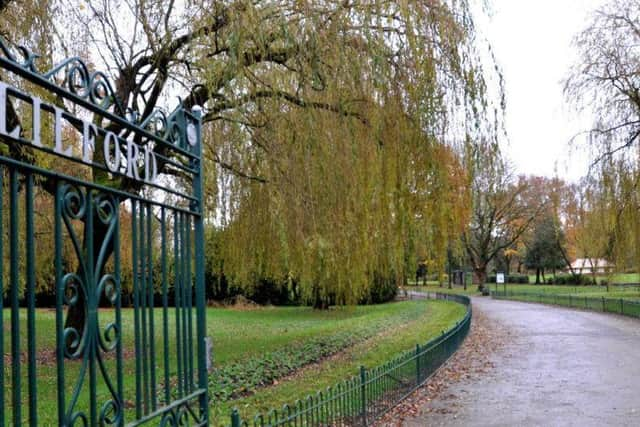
xmin=1 ymin=0 xmax=639 ymax=306
xmin=444 ymin=0 xmax=640 ymax=291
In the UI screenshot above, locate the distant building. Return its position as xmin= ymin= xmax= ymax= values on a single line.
xmin=569 ymin=258 xmax=614 ymax=274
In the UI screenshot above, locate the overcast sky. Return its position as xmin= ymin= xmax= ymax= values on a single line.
xmin=481 ymin=0 xmax=606 ymax=182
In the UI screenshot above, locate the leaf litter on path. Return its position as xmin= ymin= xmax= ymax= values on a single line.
xmin=376 ymin=303 xmax=515 ymax=426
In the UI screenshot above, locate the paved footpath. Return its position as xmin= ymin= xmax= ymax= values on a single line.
xmin=405 ymin=297 xmax=640 ymax=427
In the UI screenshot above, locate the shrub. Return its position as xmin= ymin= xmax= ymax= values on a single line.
xmin=366 ymin=272 xmax=398 ymax=304
xmin=508 ymin=274 xmax=529 ymax=284
xmin=548 ymin=274 xmax=596 ymax=285
xmin=484 ymin=274 xmax=528 ymax=284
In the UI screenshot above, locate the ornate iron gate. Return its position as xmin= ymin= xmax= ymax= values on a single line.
xmin=0 ymin=38 xmax=208 ymax=426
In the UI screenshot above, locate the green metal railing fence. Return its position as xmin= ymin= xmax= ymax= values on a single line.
xmin=230 ymin=293 xmax=471 ymax=427
xmin=492 ymin=290 xmax=640 ymax=318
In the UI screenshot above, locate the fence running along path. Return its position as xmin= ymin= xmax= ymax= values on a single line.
xmin=230 ymin=293 xmax=472 ymax=427
xmin=491 ymin=290 xmax=640 ymax=318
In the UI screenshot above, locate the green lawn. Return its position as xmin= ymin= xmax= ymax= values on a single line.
xmin=407 ymin=282 xmax=640 ymax=299
xmin=2 ymin=299 xmax=466 ymax=426
xmin=220 ymin=299 xmax=465 ymax=425
xmin=488 ymin=283 xmax=640 ymax=299
xmin=525 ymin=272 xmax=640 ymax=284
xmin=611 ymin=273 xmax=640 ymax=283
xmin=404 ymin=284 xmax=481 ymax=296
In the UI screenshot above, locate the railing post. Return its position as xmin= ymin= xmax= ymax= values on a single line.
xmin=360 ymin=365 xmax=367 ymax=426
xmin=602 ymin=296 xmax=605 ymax=312
xmin=620 ymin=298 xmax=624 ymax=314
xmin=231 ymin=408 xmax=241 ymax=427
xmin=416 ymin=344 xmax=421 ymax=385
xmin=190 ymin=108 xmax=210 ymax=423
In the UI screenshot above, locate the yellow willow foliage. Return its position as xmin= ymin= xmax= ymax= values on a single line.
xmin=582 ymin=153 xmax=640 ymax=272
xmin=214 ymin=97 xmax=471 ymax=304
xmin=191 ymin=0 xmax=495 ymax=303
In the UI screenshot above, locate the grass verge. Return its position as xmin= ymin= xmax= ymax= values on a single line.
xmin=2 ymin=299 xmax=466 ymax=426
xmin=215 ymin=300 xmax=466 ymax=425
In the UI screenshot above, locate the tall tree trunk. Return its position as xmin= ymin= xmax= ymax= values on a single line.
xmin=535 ymin=268 xmax=541 ymax=284
xmin=473 ymin=267 xmax=487 ymax=292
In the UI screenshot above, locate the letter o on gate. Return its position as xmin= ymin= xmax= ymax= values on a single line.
xmin=104 ymin=131 xmax=121 ymax=173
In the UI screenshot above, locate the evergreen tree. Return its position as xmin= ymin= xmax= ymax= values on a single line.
xmin=524 ymin=214 xmax=567 ymax=284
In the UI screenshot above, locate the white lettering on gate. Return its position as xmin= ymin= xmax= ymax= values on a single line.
xmin=125 ymin=139 xmax=141 ymax=180
xmin=0 ymin=80 xmax=161 ymax=184
xmin=31 ymin=96 xmax=42 ymax=147
xmin=144 ymin=144 xmax=158 ymax=183
xmin=53 ymin=106 xmax=72 ymax=156
xmin=82 ymin=120 xmax=98 ymax=163
xmin=0 ymin=81 xmax=21 ymax=139
xmin=103 ymin=131 xmax=121 ymax=173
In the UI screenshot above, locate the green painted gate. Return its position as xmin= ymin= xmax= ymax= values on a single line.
xmin=0 ymin=38 xmax=208 ymax=425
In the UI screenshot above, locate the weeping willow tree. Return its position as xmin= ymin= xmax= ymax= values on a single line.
xmin=569 ymin=158 xmax=640 ymax=275
xmin=1 ymin=1 xmax=500 ymax=307
xmin=565 ymin=0 xmax=640 ymax=273
xmin=213 ymin=102 xmax=473 ymax=305
xmin=200 ymin=1 xmax=498 ymax=306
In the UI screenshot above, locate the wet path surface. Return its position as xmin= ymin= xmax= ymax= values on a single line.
xmin=405 ymin=297 xmax=640 ymax=427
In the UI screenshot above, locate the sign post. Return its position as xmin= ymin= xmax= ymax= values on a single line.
xmin=497 ymin=272 xmax=505 ymax=294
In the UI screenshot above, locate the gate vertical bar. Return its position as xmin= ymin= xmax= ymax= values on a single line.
xmin=114 ymin=198 xmax=124 ymax=427
xmin=173 ymin=210 xmax=183 ymax=397
xmin=180 ymin=211 xmax=188 ymax=394
xmin=186 ymin=213 xmax=193 ymax=391
xmin=161 ymin=207 xmax=170 ymax=405
xmin=86 ymin=190 xmax=97 ymax=427
xmin=146 ymin=203 xmax=157 ymax=411
xmin=55 ymin=183 xmax=65 ymax=426
xmin=10 ymin=169 xmax=21 ymax=426
xmin=132 ymin=200 xmax=142 ymax=419
xmin=190 ymin=108 xmax=209 ymax=423
xmin=26 ymin=174 xmax=37 ymax=426
xmin=180 ymin=213 xmax=189 ymax=392
xmin=139 ymin=202 xmax=149 ymax=413
xmin=0 ymin=169 xmax=4 ymax=427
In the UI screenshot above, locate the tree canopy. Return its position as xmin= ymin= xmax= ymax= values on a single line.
xmin=0 ymin=0 xmax=502 ymax=305
xmin=566 ymin=0 xmax=640 ymax=273
xmin=461 ymin=149 xmax=538 ymax=290
xmin=524 ymin=213 xmax=567 ymax=284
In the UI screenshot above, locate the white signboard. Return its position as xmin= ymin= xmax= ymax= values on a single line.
xmin=496 ymin=273 xmax=505 ymax=284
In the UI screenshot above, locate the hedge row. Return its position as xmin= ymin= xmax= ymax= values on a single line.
xmin=486 ymin=274 xmax=529 ymax=284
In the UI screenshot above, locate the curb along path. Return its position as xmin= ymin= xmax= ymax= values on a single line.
xmin=387 ymin=297 xmax=640 ymax=427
